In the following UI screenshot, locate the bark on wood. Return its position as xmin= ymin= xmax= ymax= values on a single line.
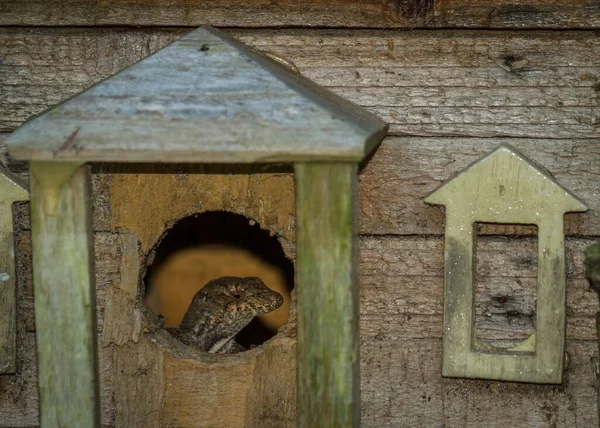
xmin=1 ymin=0 xmax=599 ymax=29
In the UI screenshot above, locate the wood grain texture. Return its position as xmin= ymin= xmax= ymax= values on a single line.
xmin=295 ymin=163 xmax=360 ymax=427
xmin=358 ymin=137 xmax=600 ymax=237
xmin=15 ymin=234 xmax=595 ymax=343
xmin=426 ymin=145 xmax=587 ymax=383
xmin=361 ymin=339 xmax=598 ymax=427
xmin=103 ymin=137 xmax=600 ymax=238
xmin=5 ymin=27 xmax=387 ymax=163
xmin=101 ymin=233 xmax=142 ymax=347
xmin=245 ymin=337 xmax=297 ymax=428
xmin=0 ymin=333 xmax=115 ymax=427
xmin=112 ymin=337 xmax=163 ymax=428
xmin=0 ymin=165 xmax=28 ymax=374
xmin=359 ymin=236 xmax=600 ymax=343
xmin=29 ymin=163 xmax=100 ymax=428
xmin=2 ymin=29 xmax=600 ymax=139
xmin=5 ymin=229 xmax=599 ymax=426
xmin=107 ymin=164 xmax=296 ymax=255
xmin=2 ymin=23 xmax=599 ymax=427
xmin=1 ymin=0 xmax=600 ymax=29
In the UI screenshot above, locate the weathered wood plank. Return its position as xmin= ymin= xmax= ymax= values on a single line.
xmin=5 ymin=27 xmax=387 ymax=164
xmin=2 ymin=135 xmax=589 ymax=238
xmin=18 ymin=231 xmax=121 ymax=334
xmin=245 ymin=337 xmax=297 ymax=428
xmin=361 ymin=340 xmax=598 ymax=428
xmin=18 ymin=231 xmax=591 ymax=344
xmin=2 ymin=29 xmax=600 ymax=139
xmin=6 ymin=227 xmax=599 ymax=426
xmin=29 ymin=162 xmax=100 ymax=427
xmin=0 ymin=165 xmax=28 ymax=374
xmin=0 ymin=333 xmax=115 ymax=427
xmin=358 ymin=137 xmax=600 ymax=236
xmin=1 ymin=0 xmax=600 ymax=29
xmin=112 ymin=337 xmax=163 ymax=428
xmin=359 ymin=236 xmax=600 ymax=342
xmin=295 ymin=163 xmax=360 ymax=427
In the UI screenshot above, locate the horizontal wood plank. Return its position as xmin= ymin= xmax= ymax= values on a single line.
xmin=2 ymin=28 xmax=600 ymax=139
xmin=8 ymin=227 xmax=600 ymax=426
xmin=15 ymin=233 xmax=599 ymax=341
xmin=4 ymin=27 xmax=387 ymax=164
xmin=5 ymin=136 xmax=598 ymax=238
xmin=359 ymin=236 xmax=600 ymax=342
xmin=362 ymin=339 xmax=598 ymax=427
xmin=359 ymin=137 xmax=600 ymax=236
xmin=1 ymin=0 xmax=600 ymax=29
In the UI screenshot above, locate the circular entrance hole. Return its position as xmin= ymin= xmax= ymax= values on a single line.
xmin=144 ymin=211 xmax=294 ymax=352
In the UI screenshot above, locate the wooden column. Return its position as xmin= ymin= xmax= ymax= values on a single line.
xmin=0 ymin=165 xmax=29 ymax=374
xmin=30 ymin=162 xmax=100 ymax=428
xmin=294 ymin=163 xmax=359 ymax=428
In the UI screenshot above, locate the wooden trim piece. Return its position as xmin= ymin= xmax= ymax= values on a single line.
xmin=0 ymin=164 xmax=28 ymax=374
xmin=1 ymin=0 xmax=599 ymax=29
xmin=30 ymin=162 xmax=100 ymax=427
xmin=295 ymin=163 xmax=359 ymax=427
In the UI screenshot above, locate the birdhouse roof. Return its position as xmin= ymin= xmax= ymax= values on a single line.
xmin=425 ymin=145 xmax=587 ymax=219
xmin=5 ymin=26 xmax=387 ymax=164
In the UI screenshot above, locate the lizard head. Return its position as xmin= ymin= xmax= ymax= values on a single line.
xmin=203 ymin=276 xmax=284 ymax=317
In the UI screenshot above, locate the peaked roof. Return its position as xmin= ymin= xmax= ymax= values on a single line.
xmin=6 ymin=26 xmax=387 ymax=164
xmin=425 ymin=145 xmax=587 ymax=220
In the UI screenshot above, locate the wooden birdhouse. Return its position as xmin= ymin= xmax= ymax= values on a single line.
xmin=3 ymin=26 xmax=387 ymax=427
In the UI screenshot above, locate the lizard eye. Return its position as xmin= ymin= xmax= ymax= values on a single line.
xmin=233 ymin=293 xmax=241 ymax=300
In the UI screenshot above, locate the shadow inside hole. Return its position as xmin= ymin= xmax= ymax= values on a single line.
xmin=145 ymin=211 xmax=294 ymax=351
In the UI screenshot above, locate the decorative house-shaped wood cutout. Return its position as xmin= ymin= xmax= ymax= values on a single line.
xmin=4 ymin=26 xmax=388 ymax=427
xmin=425 ymin=145 xmax=587 ymax=384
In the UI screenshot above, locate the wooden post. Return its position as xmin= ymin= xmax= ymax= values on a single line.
xmin=30 ymin=162 xmax=100 ymax=428
xmin=0 ymin=165 xmax=29 ymax=374
xmin=294 ymin=163 xmax=359 ymax=428
xmin=584 ymin=243 xmax=600 ymax=423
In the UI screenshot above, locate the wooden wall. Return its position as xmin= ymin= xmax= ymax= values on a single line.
xmin=1 ymin=1 xmax=599 ymax=426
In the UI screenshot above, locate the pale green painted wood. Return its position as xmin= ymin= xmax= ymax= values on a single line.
xmin=0 ymin=165 xmax=29 ymax=374
xmin=30 ymin=162 xmax=100 ymax=427
xmin=425 ymin=144 xmax=588 ymax=384
xmin=5 ymin=26 xmax=387 ymax=164
xmin=295 ymin=163 xmax=359 ymax=427
xmin=584 ymin=243 xmax=600 ymax=423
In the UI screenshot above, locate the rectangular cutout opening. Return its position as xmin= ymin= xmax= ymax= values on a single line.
xmin=473 ymin=223 xmax=538 ymax=353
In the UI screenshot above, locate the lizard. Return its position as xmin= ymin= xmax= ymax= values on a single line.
xmin=169 ymin=276 xmax=284 ymax=354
